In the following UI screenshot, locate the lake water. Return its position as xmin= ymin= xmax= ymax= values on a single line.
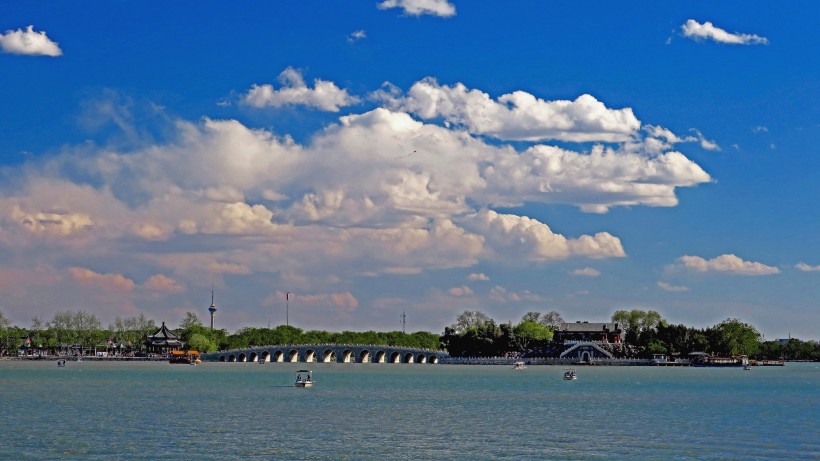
xmin=1 ymin=360 xmax=818 ymax=460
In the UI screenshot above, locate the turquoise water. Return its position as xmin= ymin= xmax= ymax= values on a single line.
xmin=1 ymin=361 xmax=818 ymax=460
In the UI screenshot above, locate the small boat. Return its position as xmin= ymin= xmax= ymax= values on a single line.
xmin=169 ymin=350 xmax=201 ymax=364
xmin=743 ymin=364 xmax=752 ymax=371
xmin=258 ymin=358 xmax=266 ymax=364
xmin=563 ymin=368 xmax=577 ymax=380
xmin=57 ymin=359 xmax=66 ymax=367
xmin=295 ymin=369 xmax=314 ymax=387
xmin=513 ymin=361 xmax=527 ymax=370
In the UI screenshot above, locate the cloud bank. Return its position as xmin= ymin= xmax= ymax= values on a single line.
xmin=0 ymin=76 xmax=717 ymax=327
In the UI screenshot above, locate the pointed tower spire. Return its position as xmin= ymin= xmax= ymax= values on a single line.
xmin=208 ymin=283 xmax=217 ymax=331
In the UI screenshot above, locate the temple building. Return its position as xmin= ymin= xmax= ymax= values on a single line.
xmin=555 ymin=321 xmax=624 ymax=344
xmin=145 ymin=322 xmax=184 ymax=354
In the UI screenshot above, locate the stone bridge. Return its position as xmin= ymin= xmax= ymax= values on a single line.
xmin=201 ymin=344 xmax=447 ymax=364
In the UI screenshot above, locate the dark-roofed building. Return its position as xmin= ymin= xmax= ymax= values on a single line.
xmin=145 ymin=322 xmax=183 ymax=354
xmin=555 ymin=321 xmax=624 ymax=345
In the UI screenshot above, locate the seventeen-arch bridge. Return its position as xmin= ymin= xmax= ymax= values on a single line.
xmin=201 ymin=344 xmax=446 ymax=364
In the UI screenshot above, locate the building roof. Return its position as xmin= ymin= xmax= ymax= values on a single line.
xmin=557 ymin=322 xmax=622 ymax=333
xmin=146 ymin=322 xmax=183 ymax=346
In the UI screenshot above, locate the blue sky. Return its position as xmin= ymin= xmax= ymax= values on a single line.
xmin=0 ymin=1 xmax=817 ymax=340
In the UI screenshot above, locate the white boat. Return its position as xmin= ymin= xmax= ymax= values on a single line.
xmin=563 ymin=368 xmax=577 ymax=380
xmin=295 ymin=369 xmax=314 ymax=387
xmin=743 ymin=364 xmax=752 ymax=371
xmin=513 ymin=361 xmax=527 ymax=370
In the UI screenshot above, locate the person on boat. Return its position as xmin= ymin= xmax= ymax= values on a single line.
xmin=307 ymin=374 xmax=311 ymax=381
xmin=296 ymin=374 xmax=302 ymax=381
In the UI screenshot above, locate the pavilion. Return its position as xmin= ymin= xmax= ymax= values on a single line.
xmin=145 ymin=322 xmax=184 ymax=355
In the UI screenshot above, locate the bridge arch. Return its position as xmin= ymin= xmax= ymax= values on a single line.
xmin=389 ymin=352 xmax=401 ymax=363
xmin=228 ymin=354 xmax=236 ymax=362
xmin=288 ymin=349 xmax=299 ymax=362
xmin=219 ymin=355 xmax=226 ymax=362
xmin=304 ymin=349 xmax=315 ymax=363
xmin=416 ymin=354 xmax=427 ymax=364
xmin=341 ymin=349 xmax=353 ymax=363
xmin=374 ymin=351 xmax=386 ymax=363
xmin=272 ymin=350 xmax=284 ymax=362
xmin=429 ymin=355 xmax=439 ymax=364
xmin=259 ymin=351 xmax=270 ymax=363
xmin=238 ymin=353 xmax=247 ymax=362
xmin=249 ymin=352 xmax=258 ymax=363
xmin=359 ymin=350 xmax=371 ymax=363
xmin=404 ymin=353 xmax=414 ymax=363
xmin=322 ymin=349 xmax=336 ymax=363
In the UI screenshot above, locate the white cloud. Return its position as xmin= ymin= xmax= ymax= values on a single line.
xmin=681 ymin=20 xmax=769 ymax=46
xmin=0 ymin=76 xmax=720 ymax=328
xmin=752 ymin=126 xmax=768 ymax=133
xmin=0 ymin=25 xmax=62 ymax=56
xmin=448 ymin=285 xmax=474 ymax=296
xmin=678 ymin=254 xmax=780 ymax=276
xmin=382 ymin=79 xmax=641 ymax=142
xmin=348 ymin=30 xmax=367 ymax=42
xmin=241 ymin=67 xmax=360 ymax=111
xmin=377 ymin=0 xmax=456 ymax=17
xmin=144 ymin=274 xmax=186 ymax=293
xmin=572 ymin=267 xmax=601 ymax=277
xmin=465 ymin=210 xmax=625 ymax=262
xmin=489 ymin=285 xmax=542 ymax=303
xmin=68 ymin=267 xmax=136 ymax=293
xmin=467 ymin=273 xmax=489 ymax=281
xmin=657 ymin=281 xmax=689 ymax=292
xmin=796 ymin=263 xmax=820 ymax=272
xmin=689 ymin=129 xmax=721 ymax=151
xmin=482 ymin=143 xmax=711 ymax=213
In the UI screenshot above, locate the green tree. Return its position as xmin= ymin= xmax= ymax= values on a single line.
xmin=612 ymin=309 xmax=665 ymax=346
xmin=707 ymin=318 xmax=761 ymax=356
xmin=179 ymin=312 xmax=202 ymax=330
xmin=513 ymin=320 xmax=553 ymax=350
xmin=451 ymin=310 xmax=491 ymax=333
xmin=186 ymin=333 xmax=215 ymax=353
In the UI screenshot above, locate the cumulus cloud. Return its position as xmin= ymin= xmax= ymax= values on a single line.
xmin=68 ymin=267 xmax=136 ymax=293
xmin=144 ymin=274 xmax=185 ymax=293
xmin=796 ymin=263 xmax=820 ymax=272
xmin=467 ymin=273 xmax=489 ymax=281
xmin=382 ymin=79 xmax=641 ymax=142
xmin=0 ymin=76 xmax=719 ymax=328
xmin=241 ymin=67 xmax=360 ymax=111
xmin=0 ymin=25 xmax=62 ymax=56
xmin=677 ymin=254 xmax=780 ymax=276
xmin=657 ymin=281 xmax=689 ymax=292
xmin=377 ymin=0 xmax=456 ymax=17
xmin=465 ymin=210 xmax=625 ymax=262
xmin=681 ymin=20 xmax=769 ymax=45
xmin=572 ymin=267 xmax=601 ymax=277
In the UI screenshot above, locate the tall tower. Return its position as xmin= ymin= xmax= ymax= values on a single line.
xmin=208 ymin=285 xmax=217 ymax=331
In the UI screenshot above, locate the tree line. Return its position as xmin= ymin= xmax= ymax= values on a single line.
xmin=0 ymin=309 xmax=438 ymax=357
xmin=2 ymin=308 xmax=817 ymax=361
xmin=439 ymin=308 xmax=820 ymax=361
